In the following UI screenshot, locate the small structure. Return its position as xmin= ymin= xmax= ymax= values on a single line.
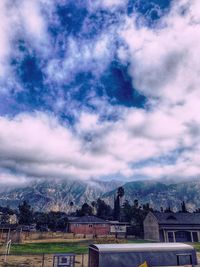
xmin=53 ymin=254 xmax=75 ymax=267
xmin=88 ymin=243 xmax=197 ymax=267
xmin=109 ymin=221 xmax=130 ymax=236
xmin=0 ymin=213 xmax=18 ymax=225
xmin=144 ymin=211 xmax=200 ymax=242
xmin=8 ymin=214 xmax=18 ymax=225
xmin=68 ymin=216 xmax=110 ymax=236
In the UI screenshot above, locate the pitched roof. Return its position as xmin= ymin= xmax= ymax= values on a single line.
xmin=69 ymin=215 xmax=109 ymax=224
xmin=152 ymin=211 xmax=200 ymax=225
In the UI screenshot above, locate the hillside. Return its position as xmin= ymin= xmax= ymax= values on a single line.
xmin=0 ymin=179 xmax=200 ymax=212
xmin=103 ymin=180 xmax=200 ymax=211
xmin=0 ymin=179 xmax=121 ymax=212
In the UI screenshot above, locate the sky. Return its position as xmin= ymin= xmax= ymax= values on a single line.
xmin=0 ymin=0 xmax=200 ymax=186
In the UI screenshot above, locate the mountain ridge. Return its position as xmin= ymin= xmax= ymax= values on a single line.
xmin=0 ymin=179 xmax=200 ymax=212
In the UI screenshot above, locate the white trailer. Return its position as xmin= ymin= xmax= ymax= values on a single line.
xmin=88 ymin=243 xmax=198 ymax=267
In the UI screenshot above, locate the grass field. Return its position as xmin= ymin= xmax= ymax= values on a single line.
xmin=0 ymin=240 xmax=199 ymax=267
xmin=9 ymin=239 xmax=152 ymax=255
xmin=1 ymin=239 xmax=199 ymax=255
xmin=10 ymin=240 xmax=90 ymax=254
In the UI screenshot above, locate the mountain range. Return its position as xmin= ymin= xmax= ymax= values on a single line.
xmin=0 ymin=179 xmax=200 ymax=212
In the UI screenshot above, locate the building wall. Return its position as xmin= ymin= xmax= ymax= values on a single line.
xmin=110 ymin=225 xmax=127 ymax=234
xmin=162 ymin=229 xmax=200 ymax=242
xmin=143 ymin=212 xmax=160 ymax=241
xmin=69 ymin=223 xmax=110 ymax=235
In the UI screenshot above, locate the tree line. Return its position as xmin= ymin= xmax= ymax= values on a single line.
xmin=0 ymin=186 xmax=196 ymax=233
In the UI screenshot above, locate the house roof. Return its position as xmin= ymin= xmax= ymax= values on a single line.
xmin=89 ymin=243 xmax=194 ymax=253
xmin=152 ymin=211 xmax=200 ymax=225
xmin=69 ymin=215 xmax=109 ymax=224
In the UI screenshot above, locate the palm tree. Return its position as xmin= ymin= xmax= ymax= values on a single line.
xmin=117 ymin=187 xmax=125 ymax=198
xmin=69 ymin=201 xmax=74 ymax=214
xmin=114 ymin=187 xmax=125 ymax=221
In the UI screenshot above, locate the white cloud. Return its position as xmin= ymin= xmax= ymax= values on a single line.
xmin=1 ymin=0 xmax=200 ymax=184
xmin=20 ymin=0 xmax=49 ymax=47
xmin=0 ymin=169 xmax=28 ymax=187
xmin=0 ymin=112 xmax=131 ymax=182
xmin=119 ymin=0 xmax=200 ymax=105
xmin=87 ymin=0 xmax=128 ymax=11
xmin=0 ymin=0 xmax=52 ymax=94
xmin=1 ymin=97 xmax=200 ymax=184
xmin=46 ymin=33 xmax=113 ymax=83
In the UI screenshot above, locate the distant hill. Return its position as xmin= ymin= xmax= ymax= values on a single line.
xmin=0 ymin=179 xmax=121 ymax=212
xmin=0 ymin=179 xmax=200 ymax=212
xmin=102 ymin=180 xmax=200 ymax=212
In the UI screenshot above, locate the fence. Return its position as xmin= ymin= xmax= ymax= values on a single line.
xmin=0 ymin=253 xmax=88 ymax=267
xmin=0 ymin=231 xmax=77 ymax=244
xmin=0 ymin=231 xmax=126 ymax=243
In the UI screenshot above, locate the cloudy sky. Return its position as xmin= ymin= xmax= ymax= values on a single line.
xmin=0 ymin=0 xmax=200 ymax=186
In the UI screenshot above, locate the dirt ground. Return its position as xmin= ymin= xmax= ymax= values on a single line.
xmin=0 ymin=253 xmax=199 ymax=266
xmin=0 ymin=254 xmax=88 ymax=267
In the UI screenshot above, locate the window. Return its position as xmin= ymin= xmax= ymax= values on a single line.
xmin=177 ymin=254 xmax=192 ymax=265
xmin=89 ymin=224 xmax=93 ymax=228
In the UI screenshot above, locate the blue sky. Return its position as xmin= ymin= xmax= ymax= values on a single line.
xmin=0 ymin=0 xmax=200 ymax=186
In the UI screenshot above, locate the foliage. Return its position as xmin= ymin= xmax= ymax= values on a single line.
xmin=18 ymin=203 xmax=68 ymax=231
xmin=122 ymin=199 xmax=154 ymax=237
xmin=96 ymin=198 xmax=112 ymax=219
xmin=114 ymin=186 xmax=125 ymax=220
xmin=76 ymin=203 xmax=93 ymax=216
xmin=0 ymin=205 xmax=15 ymax=215
xmin=18 ymin=201 xmax=33 ymax=225
xmin=46 ymin=211 xmax=68 ymax=231
xmin=181 ymin=201 xmax=188 ymax=213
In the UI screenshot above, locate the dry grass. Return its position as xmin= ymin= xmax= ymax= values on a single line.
xmin=23 ymin=238 xmax=89 ymax=244
xmin=0 ymin=254 xmax=88 ymax=267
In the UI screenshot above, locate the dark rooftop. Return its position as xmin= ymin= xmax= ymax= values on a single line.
xmin=152 ymin=211 xmax=200 ymax=225
xmin=69 ymin=215 xmax=109 ymax=224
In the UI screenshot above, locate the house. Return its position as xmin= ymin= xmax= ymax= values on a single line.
xmin=144 ymin=211 xmax=200 ymax=242
xmin=68 ymin=215 xmax=110 ymax=236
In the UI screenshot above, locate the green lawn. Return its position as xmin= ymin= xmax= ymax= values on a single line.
xmin=189 ymin=242 xmax=200 ymax=252
xmin=10 ymin=239 xmax=151 ymax=255
xmin=10 ymin=239 xmax=200 ymax=255
xmin=10 ymin=241 xmax=90 ymax=254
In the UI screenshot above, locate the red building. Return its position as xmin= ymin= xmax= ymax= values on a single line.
xmin=69 ymin=216 xmax=110 ymax=236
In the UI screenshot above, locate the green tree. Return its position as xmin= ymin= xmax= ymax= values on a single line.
xmin=76 ymin=203 xmax=93 ymax=216
xmin=34 ymin=212 xmax=49 ymax=229
xmin=181 ymin=201 xmax=188 ymax=213
xmin=114 ymin=187 xmax=125 ymax=221
xmin=18 ymin=201 xmax=33 ymax=225
xmin=122 ymin=200 xmax=132 ymax=222
xmin=47 ymin=211 xmax=68 ymax=231
xmin=96 ymin=198 xmax=112 ymax=219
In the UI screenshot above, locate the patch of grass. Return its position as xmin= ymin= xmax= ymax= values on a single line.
xmin=127 ymin=239 xmax=156 ymax=244
xmin=11 ymin=240 xmax=91 ymax=254
xmin=10 ymin=239 xmax=156 ymax=255
xmin=189 ymin=242 xmax=200 ymax=252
